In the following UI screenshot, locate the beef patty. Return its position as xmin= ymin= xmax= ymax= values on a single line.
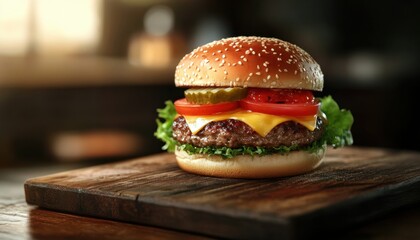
xmin=172 ymin=116 xmax=325 ymax=148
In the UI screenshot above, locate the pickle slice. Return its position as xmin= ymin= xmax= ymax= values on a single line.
xmin=185 ymin=87 xmax=248 ymax=104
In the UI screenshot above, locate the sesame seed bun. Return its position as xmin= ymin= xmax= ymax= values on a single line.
xmin=175 ymin=36 xmax=323 ymax=91
xmin=175 ymin=145 xmax=326 ymax=179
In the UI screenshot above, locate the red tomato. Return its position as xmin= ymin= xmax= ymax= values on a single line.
xmin=247 ymin=88 xmax=315 ymax=104
xmin=239 ymin=99 xmax=320 ymax=116
xmin=240 ymin=89 xmax=319 ymax=116
xmin=174 ymin=98 xmax=239 ymax=116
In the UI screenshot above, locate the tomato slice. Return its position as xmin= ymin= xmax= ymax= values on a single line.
xmin=247 ymin=88 xmax=315 ymax=104
xmin=174 ymin=98 xmax=239 ymax=116
xmin=240 ymin=89 xmax=318 ymax=116
xmin=240 ymin=99 xmax=320 ymax=116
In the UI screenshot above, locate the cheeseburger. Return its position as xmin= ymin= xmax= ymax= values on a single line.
xmin=155 ymin=36 xmax=353 ymax=178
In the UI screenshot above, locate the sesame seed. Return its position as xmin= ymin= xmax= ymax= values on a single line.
xmin=257 ymin=65 xmax=260 ymax=70
xmin=277 ymin=58 xmax=282 ymax=61
xmin=255 ymin=72 xmax=261 ymax=75
xmin=236 ymin=77 xmax=240 ymax=81
xmin=217 ymin=50 xmax=222 ymax=53
xmin=294 ymin=70 xmax=298 ymax=75
xmin=243 ymin=58 xmax=248 ymax=62
xmin=215 ymin=58 xmax=219 ymax=61
xmin=263 ymin=79 xmax=267 ymax=82
xmin=249 ymin=72 xmax=253 ymax=76
xmin=245 ymin=50 xmax=250 ymax=54
xmin=284 ymin=69 xmax=288 ymax=72
xmin=275 ymin=74 xmax=279 ymax=79
xmin=222 ymin=54 xmax=226 ymax=58
xmin=258 ymin=53 xmax=261 ymax=57
xmin=265 ymin=68 xmax=269 ymax=72
xmin=238 ymin=61 xmax=242 ymax=65
xmin=224 ymin=70 xmax=228 ymax=75
xmin=267 ymin=75 xmax=271 ymax=80
xmin=203 ymin=50 xmax=208 ymax=53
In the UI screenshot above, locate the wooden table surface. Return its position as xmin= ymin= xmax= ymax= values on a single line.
xmin=2 ymin=161 xmax=420 ymax=240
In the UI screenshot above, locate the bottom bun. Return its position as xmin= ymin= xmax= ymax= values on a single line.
xmin=175 ymin=145 xmax=326 ymax=179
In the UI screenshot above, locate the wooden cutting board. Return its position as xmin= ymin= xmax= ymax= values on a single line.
xmin=25 ymin=147 xmax=420 ymax=240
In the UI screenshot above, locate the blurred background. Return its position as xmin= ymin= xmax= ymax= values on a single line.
xmin=0 ymin=0 xmax=419 ymax=168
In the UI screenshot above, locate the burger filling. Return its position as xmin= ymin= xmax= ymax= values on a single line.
xmin=155 ymin=93 xmax=353 ymax=159
xmin=173 ymin=116 xmax=325 ymax=148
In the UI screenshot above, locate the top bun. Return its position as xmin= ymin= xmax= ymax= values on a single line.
xmin=175 ymin=36 xmax=323 ymax=91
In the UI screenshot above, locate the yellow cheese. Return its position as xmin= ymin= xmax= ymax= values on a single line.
xmin=183 ymin=110 xmax=317 ymax=137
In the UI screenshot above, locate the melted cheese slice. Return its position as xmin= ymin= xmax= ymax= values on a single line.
xmin=183 ymin=110 xmax=317 ymax=137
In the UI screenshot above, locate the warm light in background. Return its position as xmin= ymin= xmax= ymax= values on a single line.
xmin=0 ymin=0 xmax=30 ymax=56
xmin=128 ymin=5 xmax=186 ymax=69
xmin=34 ymin=0 xmax=101 ymax=56
xmin=51 ymin=131 xmax=142 ymax=161
xmin=0 ymin=0 xmax=101 ymax=57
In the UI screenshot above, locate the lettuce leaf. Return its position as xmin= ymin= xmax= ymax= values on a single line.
xmin=154 ymin=96 xmax=353 ymax=158
xmin=319 ymin=96 xmax=354 ymax=148
xmin=178 ymin=144 xmax=299 ymax=159
xmin=154 ymin=100 xmax=177 ymax=152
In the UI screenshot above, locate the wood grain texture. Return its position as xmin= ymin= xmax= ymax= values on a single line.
xmin=0 ymin=165 xmax=210 ymax=240
xmin=24 ymin=147 xmax=420 ymax=240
